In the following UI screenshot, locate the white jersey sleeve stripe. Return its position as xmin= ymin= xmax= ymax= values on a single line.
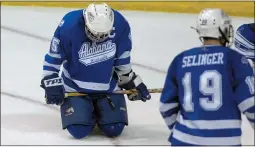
xmin=160 ymin=102 xmax=179 ymax=112
xmin=235 ymin=32 xmax=254 ymax=49
xmin=172 ymin=129 xmax=241 ymax=145
xmin=42 ymin=70 xmax=58 ymax=78
xmin=115 ymin=64 xmax=131 ymax=70
xmin=245 ymin=112 xmax=255 ymax=120
xmin=115 ymin=64 xmax=132 ymax=76
xmin=238 ymin=96 xmax=255 ymax=113
xmin=47 ymin=52 xmax=61 ymax=59
xmin=116 ymin=51 xmax=131 ymax=59
xmin=237 ymin=31 xmax=254 ymax=47
xmin=235 ymin=39 xmax=255 ymax=54
xmin=177 ymin=115 xmax=241 ymax=129
xmin=164 ymin=114 xmax=177 ymax=126
xmin=235 ymin=39 xmax=251 ymax=51
xmin=43 ymin=61 xmax=61 ymax=70
xmin=234 ymin=46 xmax=255 ymax=58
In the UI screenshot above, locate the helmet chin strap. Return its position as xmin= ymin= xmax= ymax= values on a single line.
xmin=218 ymin=27 xmax=232 ymax=47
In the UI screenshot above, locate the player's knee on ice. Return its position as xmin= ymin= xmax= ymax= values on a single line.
xmin=95 ymin=94 xmax=128 ymax=125
xmin=99 ymin=123 xmax=125 ymax=138
xmin=66 ymin=124 xmax=94 ymax=139
xmin=61 ymin=96 xmax=96 ymax=129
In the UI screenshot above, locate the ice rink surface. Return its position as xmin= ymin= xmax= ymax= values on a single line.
xmin=1 ymin=6 xmax=254 ymax=146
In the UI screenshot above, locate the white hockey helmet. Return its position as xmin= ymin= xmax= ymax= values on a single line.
xmin=83 ymin=3 xmax=114 ymax=42
xmin=194 ymin=8 xmax=234 ymax=47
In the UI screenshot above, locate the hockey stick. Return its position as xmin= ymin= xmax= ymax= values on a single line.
xmin=64 ymin=88 xmax=163 ymax=98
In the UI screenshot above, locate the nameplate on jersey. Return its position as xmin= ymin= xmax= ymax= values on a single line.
xmin=78 ymin=40 xmax=116 ymax=66
xmin=182 ymin=52 xmax=224 ymax=68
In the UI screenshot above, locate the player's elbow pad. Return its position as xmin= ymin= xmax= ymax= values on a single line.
xmin=118 ymin=71 xmax=143 ymax=90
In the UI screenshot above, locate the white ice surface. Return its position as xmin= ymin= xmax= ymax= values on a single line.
xmin=1 ymin=6 xmax=254 ymax=146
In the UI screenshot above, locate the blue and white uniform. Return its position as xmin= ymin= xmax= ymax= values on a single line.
xmin=234 ymin=23 xmax=255 ymax=65
xmin=43 ymin=9 xmax=132 ymax=93
xmin=40 ymin=4 xmax=150 ymax=139
xmin=160 ymin=45 xmax=255 ymax=146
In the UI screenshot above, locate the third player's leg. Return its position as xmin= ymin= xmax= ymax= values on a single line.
xmin=60 ymin=96 xmax=96 ymax=139
xmin=95 ymin=94 xmax=128 ymax=138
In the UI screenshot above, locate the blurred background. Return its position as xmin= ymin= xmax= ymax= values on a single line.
xmin=2 ymin=1 xmax=254 ymax=17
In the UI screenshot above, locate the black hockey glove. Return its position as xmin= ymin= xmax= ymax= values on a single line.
xmin=118 ymin=71 xmax=151 ymax=102
xmin=40 ymin=73 xmax=65 ymax=105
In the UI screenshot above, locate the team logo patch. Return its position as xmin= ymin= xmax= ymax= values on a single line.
xmin=65 ymin=107 xmax=74 ymax=116
xmin=78 ymin=40 xmax=116 ymax=66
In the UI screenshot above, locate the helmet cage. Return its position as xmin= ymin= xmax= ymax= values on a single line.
xmin=85 ymin=24 xmax=111 ymax=42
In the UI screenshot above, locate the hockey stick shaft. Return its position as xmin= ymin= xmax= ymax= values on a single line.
xmin=65 ymin=88 xmax=163 ymax=98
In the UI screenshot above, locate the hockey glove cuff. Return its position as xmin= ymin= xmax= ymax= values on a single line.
xmin=118 ymin=71 xmax=151 ymax=102
xmin=40 ymin=74 xmax=65 ymax=105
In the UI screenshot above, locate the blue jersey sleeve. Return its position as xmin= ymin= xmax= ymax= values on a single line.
xmin=160 ymin=55 xmax=180 ymax=130
xmin=230 ymin=51 xmax=255 ymax=129
xmin=42 ymin=19 xmax=69 ymax=77
xmin=114 ymin=21 xmax=132 ymax=75
xmin=234 ymin=23 xmax=255 ymax=62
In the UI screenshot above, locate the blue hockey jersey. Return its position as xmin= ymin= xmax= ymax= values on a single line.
xmin=160 ymin=45 xmax=255 ymax=146
xmin=42 ymin=9 xmax=132 ymax=93
xmin=234 ymin=23 xmax=255 ymax=62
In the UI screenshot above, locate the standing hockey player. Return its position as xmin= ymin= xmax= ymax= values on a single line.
xmin=40 ymin=3 xmax=151 ymax=139
xmin=234 ymin=23 xmax=255 ymax=73
xmin=160 ymin=8 xmax=255 ymax=146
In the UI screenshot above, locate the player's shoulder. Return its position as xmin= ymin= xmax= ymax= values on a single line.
xmin=236 ymin=23 xmax=252 ymax=33
xmin=58 ymin=9 xmax=83 ymax=30
xmin=170 ymin=49 xmax=188 ymax=64
xmin=176 ymin=46 xmax=204 ymax=58
xmin=113 ymin=10 xmax=129 ymax=23
xmin=228 ymin=46 xmax=247 ymax=59
xmin=178 ymin=45 xmax=235 ymax=61
xmin=188 ymin=45 xmax=229 ymax=51
xmin=212 ymin=46 xmax=249 ymax=64
xmin=236 ymin=23 xmax=254 ymax=39
xmin=112 ymin=9 xmax=130 ymax=29
xmin=184 ymin=45 xmax=232 ymax=54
